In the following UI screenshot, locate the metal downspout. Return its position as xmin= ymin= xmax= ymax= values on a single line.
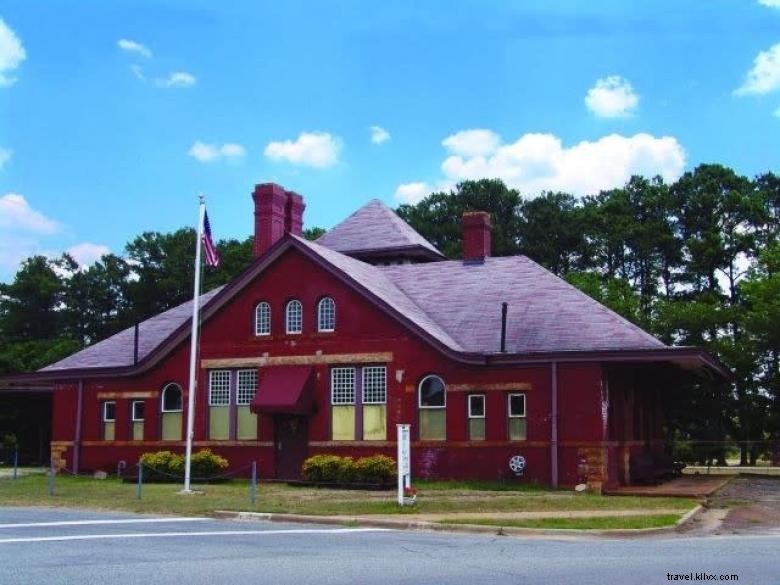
xmin=551 ymin=361 xmax=558 ymax=488
xmin=73 ymin=379 xmax=83 ymax=474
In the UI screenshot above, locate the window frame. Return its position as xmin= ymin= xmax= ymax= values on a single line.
xmin=468 ymin=394 xmax=485 ymax=419
xmin=508 ymin=393 xmax=526 ymax=418
xmin=254 ymin=301 xmax=271 ymax=336
xmin=208 ymin=370 xmax=232 ymax=407
xmin=285 ymin=299 xmax=303 ymax=334
xmin=161 ymin=382 xmax=183 ymax=413
xmin=317 ymin=297 xmax=336 ymax=332
xmin=418 ymin=374 xmax=447 ymax=409
xmin=103 ymin=400 xmax=116 ymax=423
xmin=236 ymin=369 xmax=258 ymax=406
xmin=131 ymin=400 xmax=145 ymax=422
xmin=331 ymin=367 xmax=356 ymax=405
xmin=361 ymin=366 xmax=387 ymax=405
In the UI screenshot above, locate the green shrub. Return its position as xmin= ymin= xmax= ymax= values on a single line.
xmin=354 ymin=454 xmax=396 ymax=483
xmin=139 ymin=449 xmax=228 ymax=482
xmin=301 ymin=454 xmax=396 ymax=484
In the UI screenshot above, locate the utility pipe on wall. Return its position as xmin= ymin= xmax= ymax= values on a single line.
xmin=550 ymin=361 xmax=559 ymax=488
xmin=73 ymin=379 xmax=83 ymax=474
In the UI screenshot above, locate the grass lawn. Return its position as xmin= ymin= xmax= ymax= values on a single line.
xmin=437 ymin=514 xmax=682 ymax=530
xmin=0 ymin=473 xmax=697 ymax=521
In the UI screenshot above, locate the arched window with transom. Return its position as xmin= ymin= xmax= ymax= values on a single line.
xmin=317 ymin=297 xmax=335 ymax=332
xmin=160 ymin=382 xmax=183 ymax=440
xmin=285 ymin=299 xmax=302 ymax=334
xmin=418 ymin=375 xmax=446 ymax=440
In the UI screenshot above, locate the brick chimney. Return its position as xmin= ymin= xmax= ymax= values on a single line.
xmin=462 ymin=211 xmax=492 ymax=262
xmin=252 ymin=183 xmax=306 ymax=258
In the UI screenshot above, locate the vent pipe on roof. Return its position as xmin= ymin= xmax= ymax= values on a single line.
xmin=500 ymin=302 xmax=508 ymax=353
xmin=133 ymin=322 xmax=140 ymax=365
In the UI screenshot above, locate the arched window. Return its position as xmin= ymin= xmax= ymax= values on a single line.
xmin=317 ymin=297 xmax=336 ymax=332
xmin=255 ymin=302 xmax=271 ymax=336
xmin=160 ymin=382 xmax=183 ymax=441
xmin=161 ymin=383 xmax=183 ymax=412
xmin=418 ymin=375 xmax=446 ymax=440
xmin=285 ymin=299 xmax=302 ymax=334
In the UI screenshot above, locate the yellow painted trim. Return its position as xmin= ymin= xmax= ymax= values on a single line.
xmin=96 ymin=391 xmax=158 ymax=400
xmin=201 ymin=352 xmax=393 ymax=369
xmin=448 ymin=382 xmax=532 ymax=392
xmin=50 ymin=441 xmax=74 ymax=447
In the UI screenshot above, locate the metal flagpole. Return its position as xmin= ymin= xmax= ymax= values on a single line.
xmin=183 ymin=196 xmax=206 ymax=493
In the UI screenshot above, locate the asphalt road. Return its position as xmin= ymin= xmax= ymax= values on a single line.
xmin=0 ymin=507 xmax=778 ymax=585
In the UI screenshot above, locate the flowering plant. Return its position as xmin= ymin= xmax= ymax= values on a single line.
xmin=403 ymin=486 xmax=417 ymax=496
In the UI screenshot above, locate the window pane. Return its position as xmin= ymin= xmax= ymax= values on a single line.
xmin=132 ymin=401 xmax=145 ymax=421
xmin=209 ymin=370 xmax=231 ymax=406
xmin=509 ymin=417 xmax=527 ymax=441
xmin=362 ymin=366 xmax=386 ymax=404
xmin=332 ymin=405 xmax=355 ymax=440
xmin=237 ymin=370 xmax=258 ymax=405
xmin=103 ymin=401 xmax=115 ymax=422
xmin=469 ymin=418 xmax=485 ymax=441
xmin=419 ymin=376 xmax=445 ymax=407
xmin=509 ymin=393 xmax=525 ymax=417
xmin=286 ymin=300 xmax=302 ymax=333
xmin=236 ymin=406 xmax=257 ymax=440
xmin=419 ymin=409 xmax=446 ymax=440
xmin=468 ymin=394 xmax=485 ymax=417
xmin=209 ymin=406 xmax=230 ymax=440
xmin=103 ymin=422 xmax=115 ymax=441
xmin=162 ymin=384 xmax=182 ymax=411
xmin=318 ymin=297 xmax=335 ymax=331
xmin=363 ymin=404 xmax=386 ymax=440
xmin=132 ymin=421 xmax=144 ymax=441
xmin=161 ymin=412 xmax=182 ymax=440
xmin=255 ymin=302 xmax=270 ymax=335
xmin=331 ymin=368 xmax=355 ymax=404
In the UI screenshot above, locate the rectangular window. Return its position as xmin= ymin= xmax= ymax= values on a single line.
xmin=236 ymin=369 xmax=258 ymax=440
xmin=131 ymin=400 xmax=144 ymax=441
xmin=508 ymin=393 xmax=527 ymax=441
xmin=331 ymin=367 xmax=356 ymax=440
xmin=362 ymin=366 xmax=387 ymax=440
xmin=102 ymin=401 xmax=116 ymax=441
xmin=209 ymin=370 xmax=231 ymax=439
xmin=468 ymin=394 xmax=485 ymax=441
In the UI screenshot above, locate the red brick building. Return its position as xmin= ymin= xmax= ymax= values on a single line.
xmin=3 ymin=183 xmax=728 ymax=489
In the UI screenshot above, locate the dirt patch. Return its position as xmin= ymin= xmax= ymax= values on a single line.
xmin=708 ymin=476 xmax=780 ymax=534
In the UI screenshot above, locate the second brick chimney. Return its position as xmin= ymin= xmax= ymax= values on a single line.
xmin=462 ymin=211 xmax=492 ymax=262
xmin=252 ymin=183 xmax=306 ymax=258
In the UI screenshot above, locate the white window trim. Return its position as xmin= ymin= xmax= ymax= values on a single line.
xmin=236 ymin=369 xmax=258 ymax=406
xmin=331 ymin=367 xmax=356 ymax=405
xmin=418 ymin=374 xmax=447 ymax=409
xmin=508 ymin=393 xmax=526 ymax=418
xmin=161 ymin=383 xmax=183 ymax=413
xmin=209 ymin=370 xmax=232 ymax=407
xmin=103 ymin=401 xmax=116 ymax=422
xmin=285 ymin=299 xmax=303 ymax=334
xmin=317 ymin=297 xmax=336 ymax=332
xmin=131 ymin=400 xmax=145 ymax=422
xmin=468 ymin=394 xmax=485 ymax=418
xmin=255 ymin=302 xmax=271 ymax=336
xmin=361 ymin=366 xmax=387 ymax=405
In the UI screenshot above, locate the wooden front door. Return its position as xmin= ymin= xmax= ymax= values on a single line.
xmin=274 ymin=415 xmax=308 ymax=480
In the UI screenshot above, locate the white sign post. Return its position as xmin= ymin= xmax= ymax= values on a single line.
xmin=397 ymin=424 xmax=411 ymax=506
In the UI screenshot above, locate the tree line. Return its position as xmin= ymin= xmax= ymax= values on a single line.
xmin=1 ymin=164 xmax=778 ymax=460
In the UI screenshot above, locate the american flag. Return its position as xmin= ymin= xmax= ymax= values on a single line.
xmin=202 ymin=210 xmax=220 ymax=267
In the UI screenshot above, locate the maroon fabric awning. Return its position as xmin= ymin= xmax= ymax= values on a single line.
xmin=250 ymin=366 xmax=315 ymax=415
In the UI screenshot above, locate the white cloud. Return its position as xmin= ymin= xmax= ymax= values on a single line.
xmin=66 ymin=242 xmax=111 ymax=266
xmin=0 ymin=193 xmax=61 ymax=234
xmin=369 ymin=125 xmax=391 ymax=144
xmin=129 ymin=64 xmax=146 ymax=81
xmin=735 ymin=43 xmax=780 ymax=95
xmin=758 ymin=0 xmax=780 ymax=7
xmin=774 ymin=105 xmax=780 ymax=118
xmin=585 ymin=75 xmax=639 ymax=118
xmin=117 ymin=38 xmax=152 ymax=59
xmin=394 ymin=182 xmax=432 ymax=204
xmin=264 ymin=131 xmax=341 ymax=168
xmin=0 ymin=147 xmax=10 ymax=168
xmin=0 ymin=18 xmax=26 ymax=87
xmin=411 ymin=130 xmax=686 ymax=198
xmin=188 ymin=141 xmax=246 ymax=163
xmin=442 ymin=129 xmax=501 ymax=157
xmin=155 ymin=71 xmax=196 ymax=88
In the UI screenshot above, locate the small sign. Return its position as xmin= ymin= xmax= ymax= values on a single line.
xmin=397 ymin=424 xmax=411 ymax=505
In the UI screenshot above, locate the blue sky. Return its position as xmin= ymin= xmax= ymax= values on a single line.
xmin=1 ymin=0 xmax=779 ymax=282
